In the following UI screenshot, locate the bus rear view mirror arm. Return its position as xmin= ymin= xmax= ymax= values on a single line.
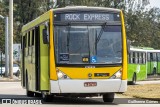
xmin=43 ymin=29 xmax=49 ymax=44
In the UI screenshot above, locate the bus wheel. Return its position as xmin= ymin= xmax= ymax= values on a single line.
xmin=35 ymin=93 xmax=42 ymax=97
xmin=131 ymin=73 xmax=137 ymax=85
xmin=42 ymin=93 xmax=53 ymax=102
xmin=103 ymin=93 xmax=115 ymax=102
xmin=26 ymin=90 xmax=34 ymax=97
xmin=15 ymin=70 xmax=20 ymax=77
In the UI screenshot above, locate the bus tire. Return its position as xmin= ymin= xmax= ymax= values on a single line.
xmin=26 ymin=72 xmax=34 ymax=97
xmin=35 ymin=93 xmax=42 ymax=97
xmin=26 ymin=90 xmax=34 ymax=97
xmin=131 ymin=73 xmax=137 ymax=85
xmin=42 ymin=93 xmax=53 ymax=102
xmin=15 ymin=70 xmax=20 ymax=77
xmin=103 ymin=93 xmax=115 ymax=102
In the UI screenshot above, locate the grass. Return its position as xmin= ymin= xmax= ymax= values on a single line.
xmin=117 ymin=84 xmax=160 ymax=100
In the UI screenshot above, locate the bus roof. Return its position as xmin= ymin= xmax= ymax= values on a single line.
xmin=53 ymin=6 xmax=121 ymax=13
xmin=145 ymin=50 xmax=160 ymax=53
xmin=22 ymin=10 xmax=51 ymax=33
xmin=22 ymin=6 xmax=121 ymax=33
xmin=130 ymin=48 xmax=147 ymax=52
xmin=130 ymin=48 xmax=160 ymax=53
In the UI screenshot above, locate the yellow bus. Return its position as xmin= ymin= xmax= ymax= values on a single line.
xmin=21 ymin=6 xmax=127 ymax=102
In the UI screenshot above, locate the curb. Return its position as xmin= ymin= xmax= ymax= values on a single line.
xmin=0 ymin=79 xmax=21 ymax=82
xmin=146 ymin=78 xmax=160 ymax=81
xmin=0 ymin=77 xmax=21 ymax=82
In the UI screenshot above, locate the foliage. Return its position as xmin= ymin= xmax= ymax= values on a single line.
xmin=125 ymin=3 xmax=160 ymax=49
xmin=0 ymin=0 xmax=160 ymax=51
xmin=0 ymin=0 xmax=7 ymax=53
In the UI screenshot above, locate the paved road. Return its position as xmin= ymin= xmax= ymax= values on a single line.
xmin=136 ymin=80 xmax=160 ymax=85
xmin=0 ymin=82 xmax=159 ymax=107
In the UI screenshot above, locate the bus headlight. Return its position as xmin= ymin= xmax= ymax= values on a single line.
xmin=110 ymin=69 xmax=122 ymax=79
xmin=57 ymin=71 xmax=63 ymax=79
xmin=56 ymin=69 xmax=70 ymax=80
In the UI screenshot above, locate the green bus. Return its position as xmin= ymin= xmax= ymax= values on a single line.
xmin=128 ymin=47 xmax=160 ymax=84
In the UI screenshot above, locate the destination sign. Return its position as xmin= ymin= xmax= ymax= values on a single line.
xmin=54 ymin=12 xmax=120 ymax=22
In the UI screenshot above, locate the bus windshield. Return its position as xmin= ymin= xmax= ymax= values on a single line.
xmin=55 ymin=25 xmax=122 ymax=65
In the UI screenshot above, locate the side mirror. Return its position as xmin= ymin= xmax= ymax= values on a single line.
xmin=43 ymin=29 xmax=49 ymax=44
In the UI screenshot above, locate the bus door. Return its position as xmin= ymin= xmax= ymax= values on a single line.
xmin=22 ymin=35 xmax=26 ymax=87
xmin=35 ymin=26 xmax=40 ymax=91
xmin=147 ymin=52 xmax=158 ymax=75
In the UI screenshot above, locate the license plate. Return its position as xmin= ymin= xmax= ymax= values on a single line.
xmin=84 ymin=82 xmax=97 ymax=87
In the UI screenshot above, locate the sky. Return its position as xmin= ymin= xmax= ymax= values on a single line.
xmin=149 ymin=0 xmax=160 ymax=8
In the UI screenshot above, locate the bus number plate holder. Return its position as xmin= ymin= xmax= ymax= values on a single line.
xmin=84 ymin=82 xmax=97 ymax=87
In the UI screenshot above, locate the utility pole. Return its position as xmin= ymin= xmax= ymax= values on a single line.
xmin=5 ymin=17 xmax=9 ymax=77
xmin=9 ymin=0 xmax=13 ymax=79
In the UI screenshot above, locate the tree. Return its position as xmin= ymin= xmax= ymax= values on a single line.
xmin=0 ymin=0 xmax=7 ymax=53
xmin=1 ymin=0 xmax=160 ymax=49
xmin=14 ymin=0 xmax=50 ymax=43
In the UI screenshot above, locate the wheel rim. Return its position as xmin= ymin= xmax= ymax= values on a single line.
xmin=42 ymin=93 xmax=45 ymax=99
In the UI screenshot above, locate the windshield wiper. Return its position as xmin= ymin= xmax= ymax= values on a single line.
xmin=67 ymin=23 xmax=71 ymax=52
xmin=87 ymin=26 xmax=91 ymax=63
xmin=96 ymin=22 xmax=107 ymax=44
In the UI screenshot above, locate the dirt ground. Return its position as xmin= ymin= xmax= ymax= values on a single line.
xmin=117 ymin=84 xmax=160 ymax=100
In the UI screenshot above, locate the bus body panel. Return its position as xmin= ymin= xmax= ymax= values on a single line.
xmin=147 ymin=62 xmax=153 ymax=75
xmin=158 ymin=62 xmax=160 ymax=74
xmin=120 ymin=11 xmax=127 ymax=80
xmin=50 ymin=80 xmax=127 ymax=93
xmin=50 ymin=10 xmax=58 ymax=81
xmin=29 ymin=31 xmax=36 ymax=91
xmin=147 ymin=52 xmax=160 ymax=75
xmin=21 ymin=11 xmax=51 ymax=91
xmin=24 ymin=32 xmax=35 ymax=91
xmin=127 ymin=49 xmax=147 ymax=82
xmin=128 ymin=64 xmax=146 ymax=81
xmin=40 ymin=25 xmax=50 ymax=90
xmin=57 ymin=67 xmax=121 ymax=79
xmin=147 ymin=61 xmax=160 ymax=75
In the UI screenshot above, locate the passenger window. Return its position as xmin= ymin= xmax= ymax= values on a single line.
xmin=135 ymin=52 xmax=138 ymax=64
xmin=133 ymin=52 xmax=135 ymax=63
xmin=32 ymin=29 xmax=35 ymax=46
xmin=147 ymin=53 xmax=150 ymax=61
xmin=28 ymin=32 xmax=30 ymax=47
xmin=157 ymin=53 xmax=160 ymax=61
xmin=129 ymin=52 xmax=131 ymax=63
xmin=130 ymin=52 xmax=133 ymax=64
xmin=24 ymin=34 xmax=27 ymax=48
xmin=143 ymin=53 xmax=146 ymax=64
xmin=153 ymin=53 xmax=157 ymax=61
xmin=139 ymin=53 xmax=143 ymax=64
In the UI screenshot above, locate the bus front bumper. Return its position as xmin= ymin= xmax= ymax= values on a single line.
xmin=50 ymin=79 xmax=127 ymax=93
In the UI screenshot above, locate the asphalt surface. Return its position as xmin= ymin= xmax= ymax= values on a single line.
xmin=0 ymin=82 xmax=160 ymax=107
